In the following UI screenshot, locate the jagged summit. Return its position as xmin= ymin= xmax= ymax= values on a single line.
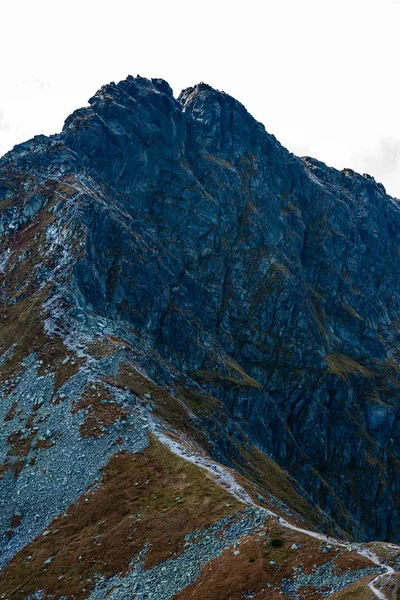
xmin=1 ymin=75 xmax=400 ymax=599
xmin=1 ymin=75 xmax=390 ymax=196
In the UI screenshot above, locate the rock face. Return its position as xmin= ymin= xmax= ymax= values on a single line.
xmin=1 ymin=75 xmax=400 ymax=595
xmin=63 ymin=76 xmax=400 ymax=540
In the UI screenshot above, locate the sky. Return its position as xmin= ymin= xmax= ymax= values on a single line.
xmin=1 ymin=0 xmax=400 ymax=196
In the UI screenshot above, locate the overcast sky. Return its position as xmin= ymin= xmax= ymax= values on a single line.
xmin=1 ymin=0 xmax=400 ymax=196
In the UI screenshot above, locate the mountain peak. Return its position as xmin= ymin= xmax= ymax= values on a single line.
xmin=88 ymin=75 xmax=175 ymax=106
xmin=1 ymin=74 xmax=400 ymax=599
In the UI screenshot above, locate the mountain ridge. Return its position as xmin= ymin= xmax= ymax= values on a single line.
xmin=1 ymin=74 xmax=400 ymax=599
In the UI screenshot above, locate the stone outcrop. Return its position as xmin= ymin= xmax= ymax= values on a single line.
xmin=60 ymin=76 xmax=400 ymax=541
xmin=1 ymin=76 xmax=400 ymax=596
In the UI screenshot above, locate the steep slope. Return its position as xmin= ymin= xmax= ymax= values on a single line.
xmin=1 ymin=75 xmax=400 ymax=599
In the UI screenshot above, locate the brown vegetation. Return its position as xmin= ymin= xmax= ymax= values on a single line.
xmin=329 ymin=576 xmax=377 ymax=599
xmin=175 ymin=523 xmax=373 ymax=600
xmin=325 ymin=353 xmax=373 ymax=380
xmin=0 ymin=437 xmax=240 ymax=599
xmin=72 ymin=383 xmax=127 ymax=439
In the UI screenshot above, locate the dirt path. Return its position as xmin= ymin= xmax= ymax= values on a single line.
xmin=154 ymin=427 xmax=398 ymax=600
xmin=357 ymin=548 xmax=395 ymax=599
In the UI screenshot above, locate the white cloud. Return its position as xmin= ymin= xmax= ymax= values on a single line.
xmin=0 ymin=110 xmax=8 ymax=132
xmin=19 ymin=77 xmax=52 ymax=89
xmin=359 ymin=139 xmax=400 ymax=177
xmin=348 ymin=139 xmax=400 ymax=198
xmin=1 ymin=0 xmax=400 ymax=195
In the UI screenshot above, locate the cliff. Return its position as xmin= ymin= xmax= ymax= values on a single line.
xmin=1 ymin=75 xmax=400 ymax=599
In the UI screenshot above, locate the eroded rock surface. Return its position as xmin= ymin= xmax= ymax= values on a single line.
xmin=1 ymin=75 xmax=400 ymax=599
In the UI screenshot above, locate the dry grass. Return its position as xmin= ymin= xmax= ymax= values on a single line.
xmin=377 ymin=573 xmax=400 ymax=600
xmin=0 ymin=429 xmax=37 ymax=480
xmin=43 ymin=336 xmax=85 ymax=392
xmin=329 ymin=575 xmax=377 ymax=599
xmin=175 ymin=533 xmax=287 ymax=600
xmin=110 ymin=363 xmax=214 ymax=445
xmin=233 ymin=446 xmax=324 ymax=530
xmin=325 ymin=353 xmax=373 ymax=380
xmin=192 ymin=368 xmax=262 ymax=390
xmin=0 ymin=437 xmax=240 ymax=599
xmin=365 ymin=542 xmax=400 ymax=569
xmin=200 ymin=152 xmax=237 ymax=171
xmin=340 ymin=301 xmax=363 ymax=321
xmin=175 ymin=522 xmax=374 ymax=600
xmin=4 ymin=401 xmax=18 ymax=422
xmin=0 ymin=189 xmax=81 ymax=392
xmin=333 ymin=552 xmax=375 ymax=574
xmin=72 ymin=383 xmax=127 ymax=439
xmin=86 ymin=336 xmax=130 ymax=360
xmin=0 ymin=286 xmax=51 ymax=389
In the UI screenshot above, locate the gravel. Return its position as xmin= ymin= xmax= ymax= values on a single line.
xmin=0 ymin=350 xmax=149 ymax=570
xmin=281 ymin=559 xmax=384 ymax=598
xmin=87 ymin=508 xmax=269 ymax=600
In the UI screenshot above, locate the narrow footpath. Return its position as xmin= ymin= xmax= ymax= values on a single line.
xmin=154 ymin=427 xmax=398 ymax=600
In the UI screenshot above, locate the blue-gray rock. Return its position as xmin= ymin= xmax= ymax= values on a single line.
xmin=2 ymin=75 xmax=400 ymax=543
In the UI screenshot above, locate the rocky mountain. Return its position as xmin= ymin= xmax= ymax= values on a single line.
xmin=1 ymin=75 xmax=400 ymax=599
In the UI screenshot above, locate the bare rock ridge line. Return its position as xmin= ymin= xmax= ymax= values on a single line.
xmin=1 ymin=74 xmax=400 ymax=598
